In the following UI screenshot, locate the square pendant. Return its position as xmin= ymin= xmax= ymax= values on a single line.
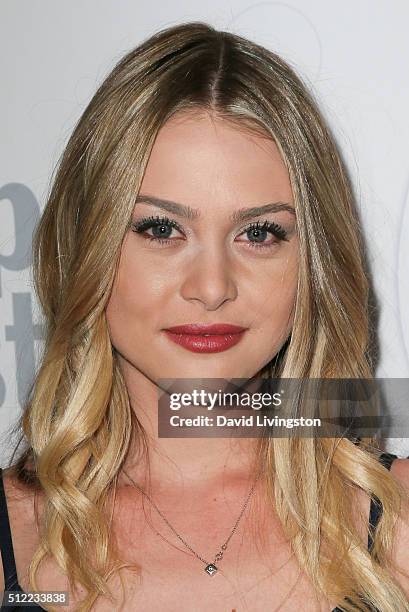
xmin=205 ymin=563 xmax=218 ymax=576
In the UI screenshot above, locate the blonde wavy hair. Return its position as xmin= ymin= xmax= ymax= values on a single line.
xmin=6 ymin=21 xmax=409 ymax=611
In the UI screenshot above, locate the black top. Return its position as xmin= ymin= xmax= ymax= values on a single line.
xmin=0 ymin=452 xmax=400 ymax=611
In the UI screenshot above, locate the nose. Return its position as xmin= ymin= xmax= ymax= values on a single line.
xmin=179 ymin=248 xmax=238 ymax=311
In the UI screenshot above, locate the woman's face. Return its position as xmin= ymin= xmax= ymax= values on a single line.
xmin=106 ymin=111 xmax=299 ymax=382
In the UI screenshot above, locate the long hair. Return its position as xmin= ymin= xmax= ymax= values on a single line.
xmin=6 ymin=21 xmax=409 ymax=611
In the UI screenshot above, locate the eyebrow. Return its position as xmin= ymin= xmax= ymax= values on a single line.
xmin=134 ymin=194 xmax=296 ymax=222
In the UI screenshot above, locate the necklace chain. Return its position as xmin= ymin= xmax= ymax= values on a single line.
xmin=124 ymin=467 xmax=263 ymax=575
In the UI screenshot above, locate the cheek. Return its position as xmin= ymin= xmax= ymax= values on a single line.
xmin=105 ymin=246 xmax=170 ymax=336
xmin=247 ymin=256 xmax=298 ymax=335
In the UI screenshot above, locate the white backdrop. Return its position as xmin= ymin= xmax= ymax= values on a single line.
xmin=1 ymin=1 xmax=408 ymax=465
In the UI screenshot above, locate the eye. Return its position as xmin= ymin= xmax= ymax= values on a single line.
xmin=236 ymin=220 xmax=289 ymax=250
xmin=130 ymin=215 xmax=290 ymax=250
xmin=131 ymin=215 xmax=184 ymax=246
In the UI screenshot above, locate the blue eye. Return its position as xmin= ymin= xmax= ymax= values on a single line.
xmin=130 ymin=215 xmax=289 ymax=250
xmin=238 ymin=220 xmax=289 ymax=249
xmin=131 ymin=215 xmax=183 ymax=245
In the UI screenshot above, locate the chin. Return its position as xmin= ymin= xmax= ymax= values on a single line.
xmin=162 ymin=365 xmax=256 ymax=381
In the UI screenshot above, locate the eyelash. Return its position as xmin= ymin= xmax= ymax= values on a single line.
xmin=130 ymin=214 xmax=289 ymax=250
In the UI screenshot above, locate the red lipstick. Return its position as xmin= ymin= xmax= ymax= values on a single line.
xmin=163 ymin=323 xmax=247 ymax=353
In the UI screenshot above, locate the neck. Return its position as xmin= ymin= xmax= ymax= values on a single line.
xmin=116 ymin=355 xmax=264 ymax=492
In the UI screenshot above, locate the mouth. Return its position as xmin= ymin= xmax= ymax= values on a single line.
xmin=162 ymin=323 xmax=248 ymax=354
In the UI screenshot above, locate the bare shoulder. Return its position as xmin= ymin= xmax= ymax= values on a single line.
xmin=388 ymin=457 xmax=409 ymax=597
xmin=1 ymin=466 xmax=37 ymax=503
xmin=390 ymin=456 xmax=409 ymax=487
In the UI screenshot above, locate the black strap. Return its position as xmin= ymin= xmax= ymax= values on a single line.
xmin=367 ymin=452 xmax=398 ymax=553
xmin=0 ymin=467 xmax=20 ymax=590
xmin=0 ymin=467 xmax=43 ymax=611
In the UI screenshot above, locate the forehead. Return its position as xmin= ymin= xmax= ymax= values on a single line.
xmin=138 ymin=111 xmax=293 ymax=217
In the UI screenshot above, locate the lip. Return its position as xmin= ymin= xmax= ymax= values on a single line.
xmin=164 ymin=323 xmax=247 ymax=335
xmin=163 ymin=323 xmax=248 ymax=353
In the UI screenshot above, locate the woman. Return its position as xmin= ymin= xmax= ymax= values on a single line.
xmin=1 ymin=21 xmax=409 ymax=611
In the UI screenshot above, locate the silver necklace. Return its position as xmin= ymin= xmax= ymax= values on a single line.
xmin=124 ymin=467 xmax=263 ymax=576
